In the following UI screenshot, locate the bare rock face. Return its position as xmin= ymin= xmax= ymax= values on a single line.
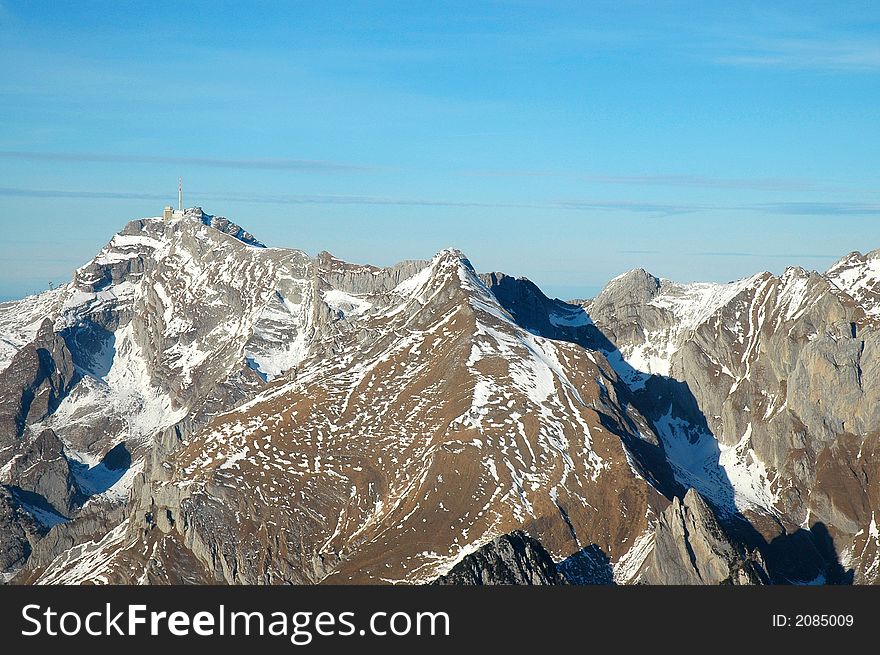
xmin=0 ymin=487 xmax=37 ymax=576
xmin=7 ymin=429 xmax=78 ymax=516
xmin=477 ymin=272 xmax=586 ymax=340
xmin=432 ymin=532 xmax=567 ymax=585
xmin=639 ymin=490 xmax=767 ymax=585
xmin=0 ymin=319 xmax=78 ymax=578
xmin=0 ymin=319 xmax=76 ymax=455
xmin=2 ymin=208 xmax=878 ymax=587
xmin=23 ymin=500 xmax=125 ymax=572
xmin=582 ymin=258 xmax=880 ymax=583
xmin=193 ymin=209 xmax=266 ymax=248
xmin=581 ymin=269 xmax=668 ymax=355
xmin=115 ymin=249 xmax=667 ymax=586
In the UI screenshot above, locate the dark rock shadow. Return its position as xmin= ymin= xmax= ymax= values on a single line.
xmin=758 ymin=522 xmax=854 ymax=584
xmin=6 ymin=485 xmax=69 ymax=529
xmin=558 ymin=544 xmax=615 ymax=584
xmin=69 ymin=442 xmax=131 ymax=497
xmin=483 ymin=274 xmax=853 ymax=585
xmin=60 ymin=321 xmax=116 ymax=379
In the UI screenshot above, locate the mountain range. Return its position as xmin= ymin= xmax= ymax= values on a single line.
xmin=1 ymin=207 xmax=878 ymax=585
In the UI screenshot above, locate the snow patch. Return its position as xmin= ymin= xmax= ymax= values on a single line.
xmin=322 ymin=289 xmax=373 ymax=317
xmin=613 ymin=530 xmax=655 ymax=584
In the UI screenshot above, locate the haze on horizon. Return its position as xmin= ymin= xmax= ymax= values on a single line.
xmin=0 ymin=1 xmax=878 ymax=301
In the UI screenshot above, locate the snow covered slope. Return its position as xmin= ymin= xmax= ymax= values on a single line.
xmin=583 ymin=255 xmax=880 ymax=583
xmin=827 ymin=249 xmax=880 ymax=319
xmin=2 ymin=208 xmax=342 ymax=525
xmin=4 ymin=208 xmax=879 ymax=586
xmin=36 ymin=248 xmax=668 ymax=584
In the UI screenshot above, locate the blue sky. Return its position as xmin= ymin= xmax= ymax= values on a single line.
xmin=1 ymin=1 xmax=878 ymax=300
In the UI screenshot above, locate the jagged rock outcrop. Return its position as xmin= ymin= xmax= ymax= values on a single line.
xmin=26 ymin=503 xmax=124 ymax=571
xmin=0 ymin=487 xmax=38 ymax=576
xmin=2 ymin=208 xmax=878 ymax=586
xmin=582 ymin=257 xmax=880 ymax=582
xmin=432 ymin=531 xmax=567 ymax=585
xmin=316 ymin=251 xmax=428 ymax=296
xmin=7 ymin=429 xmax=77 ymax=515
xmin=477 ymin=272 xmax=587 ymax=339
xmin=195 ymin=210 xmax=266 ymax=248
xmin=0 ymin=319 xmax=76 ymax=451
xmin=109 ymin=249 xmax=667 ymax=586
xmin=639 ymin=490 xmax=767 ymax=585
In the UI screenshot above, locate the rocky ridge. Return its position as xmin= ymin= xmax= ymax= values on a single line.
xmin=0 ymin=208 xmax=876 ymax=585
xmin=432 ymin=531 xmax=567 ymax=585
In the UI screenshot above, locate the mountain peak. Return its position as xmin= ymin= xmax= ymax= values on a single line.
xmin=597 ymin=267 xmax=661 ymax=303
xmin=155 ymin=207 xmax=265 ymax=248
xmin=827 ymin=248 xmax=880 ymax=273
xmin=7 ymin=213 xmax=880 ymax=587
xmin=191 ymin=208 xmax=265 ymax=248
xmin=432 ymin=247 xmax=470 ymax=266
xmin=825 ymin=247 xmax=880 ymax=318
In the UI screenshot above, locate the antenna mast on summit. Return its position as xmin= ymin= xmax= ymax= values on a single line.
xmin=178 ymin=177 xmax=183 ymax=212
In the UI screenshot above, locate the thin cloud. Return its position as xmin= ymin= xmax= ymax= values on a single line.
xmin=195 ymin=191 xmax=530 ymax=209
xmin=0 ymin=186 xmax=530 ymax=209
xmin=689 ymin=251 xmax=838 ymax=259
xmin=755 ymin=202 xmax=880 ymax=216
xmin=2 ymin=186 xmax=876 ymax=219
xmin=716 ymin=37 xmax=880 ymax=72
xmin=554 ymin=199 xmax=702 ymax=216
xmin=465 ymin=169 xmax=826 ymax=193
xmin=0 ymin=150 xmax=372 ymax=173
xmin=583 ymin=173 xmax=818 ymax=192
xmin=201 ymin=192 xmax=701 ymax=215
xmin=0 ymin=187 xmax=167 ymax=201
xmin=0 ymin=186 xmax=701 ymax=215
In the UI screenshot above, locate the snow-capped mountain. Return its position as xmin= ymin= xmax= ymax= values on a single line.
xmin=1 ymin=209 xmax=878 ymax=585
xmin=581 ymin=253 xmax=880 ymax=583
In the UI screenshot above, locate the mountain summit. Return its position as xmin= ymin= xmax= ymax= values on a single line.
xmin=0 ymin=210 xmax=877 ymax=585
